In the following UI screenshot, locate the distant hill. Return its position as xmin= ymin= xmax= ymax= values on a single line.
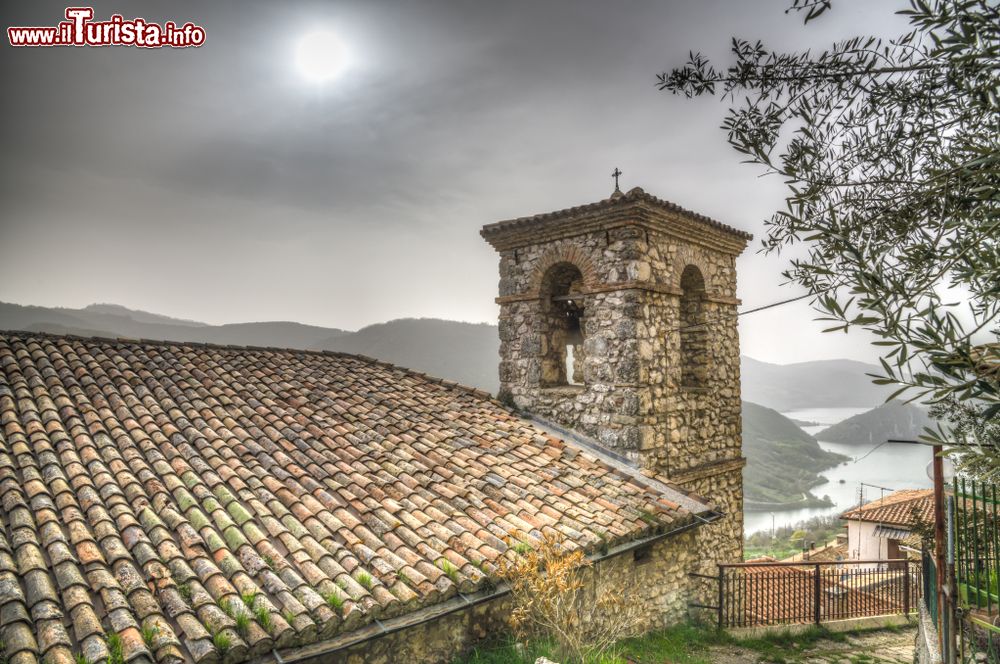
xmin=319 ymin=319 xmax=500 ymax=393
xmin=82 ymin=303 xmax=206 ymax=327
xmin=816 ymin=401 xmax=934 ymax=445
xmin=0 ymin=301 xmax=349 ymax=349
xmin=741 ymin=356 xmax=892 ymax=411
xmin=2 ymin=301 xmax=897 ymax=413
xmin=742 ymin=401 xmax=848 ymax=510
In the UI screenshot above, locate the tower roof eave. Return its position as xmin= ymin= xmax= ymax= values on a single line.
xmin=480 ymin=186 xmax=753 ymax=252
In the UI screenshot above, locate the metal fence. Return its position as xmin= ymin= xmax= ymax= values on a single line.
xmin=923 ymin=548 xmax=939 ymax=625
xmin=955 ymin=477 xmax=1000 ymax=615
xmin=714 ymin=559 xmax=921 ymax=629
xmin=952 ymin=477 xmax=1000 ymax=663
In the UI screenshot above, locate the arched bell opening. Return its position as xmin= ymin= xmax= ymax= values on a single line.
xmin=539 ymin=262 xmax=587 ymax=387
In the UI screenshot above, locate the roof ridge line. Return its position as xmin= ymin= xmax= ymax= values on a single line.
xmin=0 ymin=328 xmax=502 ymax=405
xmin=481 ymin=187 xmax=753 ymax=241
xmin=522 ymin=413 xmax=714 ymax=515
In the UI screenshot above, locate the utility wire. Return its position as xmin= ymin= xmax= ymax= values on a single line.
xmin=674 ymin=285 xmax=837 ymax=333
xmin=859 ymin=481 xmax=898 ymax=494
xmin=852 ymin=441 xmax=890 ymax=463
xmin=853 ymin=437 xmax=935 ymax=464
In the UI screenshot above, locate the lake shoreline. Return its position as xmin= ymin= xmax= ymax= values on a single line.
xmin=745 ymin=496 xmax=833 ymax=511
xmin=743 ymin=406 xmax=934 ymax=535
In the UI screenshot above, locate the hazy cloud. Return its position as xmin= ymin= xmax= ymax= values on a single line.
xmin=0 ymin=0 xmax=910 ymax=362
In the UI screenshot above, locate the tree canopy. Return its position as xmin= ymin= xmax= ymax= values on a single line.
xmin=659 ymin=0 xmax=999 ymax=454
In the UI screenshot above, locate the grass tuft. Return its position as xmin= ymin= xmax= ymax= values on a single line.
xmin=324 ymin=592 xmax=345 ymax=614
xmin=234 ymin=612 xmax=251 ymax=638
xmin=212 ymin=631 xmax=231 ymax=657
xmin=140 ymin=624 xmax=159 ymax=649
xmin=636 ymin=509 xmax=660 ymax=526
xmin=106 ymin=633 xmax=125 ymax=664
xmin=356 ymin=571 xmax=373 ymax=590
xmin=177 ymin=583 xmax=192 ymax=604
xmin=437 ymin=558 xmax=460 ymax=584
xmin=255 ymin=605 xmax=273 ymax=632
xmin=241 ymin=590 xmax=259 ymax=609
xmin=451 ymin=621 xmax=908 ymax=664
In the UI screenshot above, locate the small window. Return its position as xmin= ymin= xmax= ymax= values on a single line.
xmin=539 ymin=262 xmax=586 ymax=387
xmin=633 ymin=545 xmax=652 ymax=565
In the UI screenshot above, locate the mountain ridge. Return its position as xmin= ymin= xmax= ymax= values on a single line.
xmin=740 ymin=354 xmax=891 ymax=410
xmin=742 ymin=401 xmax=848 ymax=509
xmin=0 ymin=300 xmax=894 ymax=408
xmin=0 ymin=300 xmax=351 ymax=350
xmin=817 ymin=400 xmax=934 ymax=445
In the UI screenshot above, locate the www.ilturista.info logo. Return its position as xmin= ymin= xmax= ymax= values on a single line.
xmin=7 ymin=7 xmax=205 ymax=48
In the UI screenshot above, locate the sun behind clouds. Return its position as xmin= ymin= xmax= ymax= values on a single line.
xmin=295 ymin=29 xmax=349 ymax=83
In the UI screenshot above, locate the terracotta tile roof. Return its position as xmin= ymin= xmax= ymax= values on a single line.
xmin=0 ymin=331 xmax=710 ymax=664
xmin=480 ymin=186 xmax=753 ymax=242
xmin=780 ymin=540 xmax=849 ymax=564
xmin=840 ymin=489 xmax=934 ymax=528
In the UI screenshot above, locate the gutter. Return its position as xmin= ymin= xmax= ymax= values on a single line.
xmin=258 ymin=511 xmax=721 ymax=664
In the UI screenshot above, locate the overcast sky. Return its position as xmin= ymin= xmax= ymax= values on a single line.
xmin=0 ymin=1 xmax=912 ymax=363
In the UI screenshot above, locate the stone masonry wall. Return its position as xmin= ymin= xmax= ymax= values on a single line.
xmin=310 ymin=533 xmax=698 ymax=664
xmin=916 ymin=600 xmax=943 ymax=664
xmin=492 ymin=212 xmax=746 ymax=567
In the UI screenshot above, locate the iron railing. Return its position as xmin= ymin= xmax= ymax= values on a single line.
xmin=714 ymin=559 xmax=921 ymax=628
xmin=923 ymin=548 xmax=939 ymax=625
xmin=955 ymin=477 xmax=1000 ymax=615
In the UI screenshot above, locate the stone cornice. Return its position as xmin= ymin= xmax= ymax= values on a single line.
xmin=668 ymin=456 xmax=747 ymax=486
xmin=496 ymin=281 xmax=741 ymax=306
xmin=481 ymin=188 xmax=752 ymax=255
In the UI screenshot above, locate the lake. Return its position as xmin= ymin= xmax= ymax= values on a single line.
xmin=743 ymin=407 xmax=934 ymax=535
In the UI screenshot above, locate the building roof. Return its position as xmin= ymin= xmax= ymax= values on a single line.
xmin=840 ymin=489 xmax=934 ymax=528
xmin=780 ymin=539 xmax=849 ymax=564
xmin=480 ymin=186 xmax=753 ymax=248
xmin=739 ymin=560 xmax=905 ymax=625
xmin=0 ymin=331 xmax=711 ymax=664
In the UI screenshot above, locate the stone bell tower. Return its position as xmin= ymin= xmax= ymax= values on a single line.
xmin=481 ymin=185 xmax=751 ymax=563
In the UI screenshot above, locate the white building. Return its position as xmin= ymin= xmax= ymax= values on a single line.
xmin=841 ymin=489 xmax=934 ymax=570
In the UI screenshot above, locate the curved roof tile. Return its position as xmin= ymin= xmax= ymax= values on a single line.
xmin=0 ymin=332 xmax=709 ymax=664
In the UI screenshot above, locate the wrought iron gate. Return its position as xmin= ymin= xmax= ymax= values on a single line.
xmin=695 ymin=559 xmax=921 ymax=629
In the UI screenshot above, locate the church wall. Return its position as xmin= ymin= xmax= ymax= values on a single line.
xmin=308 ymin=532 xmax=699 ymax=664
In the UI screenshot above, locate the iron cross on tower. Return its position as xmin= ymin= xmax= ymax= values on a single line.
xmin=611 ymin=168 xmax=622 ymax=192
